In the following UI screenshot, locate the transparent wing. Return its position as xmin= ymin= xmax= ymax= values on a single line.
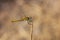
xmin=11 ymin=6 xmax=27 ymax=22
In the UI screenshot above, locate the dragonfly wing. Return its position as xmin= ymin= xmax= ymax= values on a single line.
xmin=27 ymin=20 xmax=33 ymax=25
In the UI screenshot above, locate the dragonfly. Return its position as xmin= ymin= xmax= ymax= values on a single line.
xmin=11 ymin=16 xmax=33 ymax=25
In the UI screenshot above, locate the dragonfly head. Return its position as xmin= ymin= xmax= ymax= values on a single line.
xmin=26 ymin=17 xmax=33 ymax=25
xmin=27 ymin=17 xmax=32 ymax=22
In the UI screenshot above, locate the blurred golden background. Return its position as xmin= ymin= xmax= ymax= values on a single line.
xmin=0 ymin=0 xmax=60 ymax=40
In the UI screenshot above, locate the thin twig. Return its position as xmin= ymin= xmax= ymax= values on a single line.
xmin=31 ymin=21 xmax=33 ymax=40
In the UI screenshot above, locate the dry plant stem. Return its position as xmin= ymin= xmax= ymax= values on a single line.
xmin=31 ymin=21 xmax=33 ymax=40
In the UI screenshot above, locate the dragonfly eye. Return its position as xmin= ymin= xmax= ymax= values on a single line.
xmin=27 ymin=17 xmax=33 ymax=25
xmin=28 ymin=17 xmax=32 ymax=22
